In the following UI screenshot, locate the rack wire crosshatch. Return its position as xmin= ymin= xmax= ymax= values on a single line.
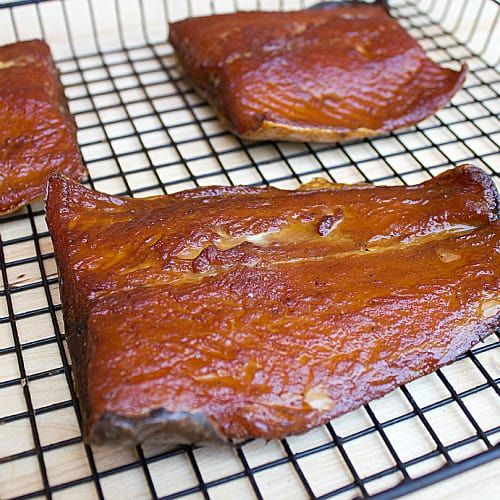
xmin=0 ymin=0 xmax=498 ymax=498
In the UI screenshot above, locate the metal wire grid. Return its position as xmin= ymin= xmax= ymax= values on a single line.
xmin=0 ymin=0 xmax=498 ymax=498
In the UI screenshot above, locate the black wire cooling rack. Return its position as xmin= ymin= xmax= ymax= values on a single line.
xmin=0 ymin=0 xmax=499 ymax=499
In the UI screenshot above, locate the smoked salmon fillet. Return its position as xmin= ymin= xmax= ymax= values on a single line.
xmin=46 ymin=165 xmax=499 ymax=444
xmin=169 ymin=3 xmax=467 ymax=142
xmin=0 ymin=40 xmax=85 ymax=215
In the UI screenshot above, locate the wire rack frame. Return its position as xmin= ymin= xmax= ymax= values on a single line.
xmin=0 ymin=0 xmax=498 ymax=499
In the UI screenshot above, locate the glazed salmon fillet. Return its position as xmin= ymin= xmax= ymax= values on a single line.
xmin=169 ymin=4 xmax=466 ymax=142
xmin=46 ymin=165 xmax=499 ymax=444
xmin=0 ymin=40 xmax=85 ymax=215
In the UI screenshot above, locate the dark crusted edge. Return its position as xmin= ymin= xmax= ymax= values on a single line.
xmin=441 ymin=314 xmax=500 ymax=365
xmin=475 ymin=166 xmax=500 ymax=219
xmin=92 ymin=408 xmax=226 ymax=446
xmin=445 ymin=164 xmax=500 ymax=221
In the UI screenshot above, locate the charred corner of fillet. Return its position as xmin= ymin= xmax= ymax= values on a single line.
xmin=90 ymin=408 xmax=227 ymax=446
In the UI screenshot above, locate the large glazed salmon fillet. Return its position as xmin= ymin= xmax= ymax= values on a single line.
xmin=46 ymin=165 xmax=499 ymax=445
xmin=0 ymin=40 xmax=86 ymax=215
xmin=169 ymin=4 xmax=466 ymax=142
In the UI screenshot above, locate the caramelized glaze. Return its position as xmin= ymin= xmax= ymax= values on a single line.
xmin=46 ymin=165 xmax=499 ymax=444
xmin=169 ymin=4 xmax=467 ymax=142
xmin=0 ymin=40 xmax=85 ymax=215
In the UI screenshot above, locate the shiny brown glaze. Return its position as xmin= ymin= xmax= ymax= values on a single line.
xmin=46 ymin=165 xmax=499 ymax=444
xmin=169 ymin=4 xmax=466 ymax=142
xmin=0 ymin=40 xmax=85 ymax=215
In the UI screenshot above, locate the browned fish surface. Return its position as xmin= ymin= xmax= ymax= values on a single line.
xmin=46 ymin=165 xmax=499 ymax=444
xmin=0 ymin=40 xmax=85 ymax=215
xmin=169 ymin=4 xmax=466 ymax=142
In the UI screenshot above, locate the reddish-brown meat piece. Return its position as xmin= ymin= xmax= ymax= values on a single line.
xmin=0 ymin=40 xmax=85 ymax=215
xmin=169 ymin=4 xmax=466 ymax=142
xmin=46 ymin=165 xmax=499 ymax=445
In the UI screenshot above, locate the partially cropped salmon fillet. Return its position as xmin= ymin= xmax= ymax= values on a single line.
xmin=46 ymin=165 xmax=499 ymax=445
xmin=0 ymin=40 xmax=86 ymax=215
xmin=169 ymin=4 xmax=466 ymax=142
